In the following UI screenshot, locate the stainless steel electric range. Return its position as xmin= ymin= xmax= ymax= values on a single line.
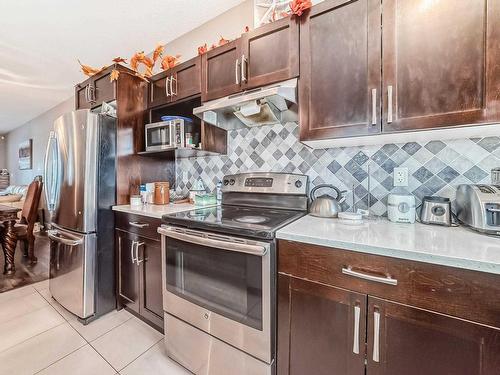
xmin=158 ymin=172 xmax=308 ymax=375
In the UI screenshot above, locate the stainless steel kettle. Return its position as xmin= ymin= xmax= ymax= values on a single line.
xmin=309 ymin=184 xmax=346 ymax=218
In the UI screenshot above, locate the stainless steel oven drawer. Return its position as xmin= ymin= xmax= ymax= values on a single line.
xmin=165 ymin=313 xmax=272 ymax=375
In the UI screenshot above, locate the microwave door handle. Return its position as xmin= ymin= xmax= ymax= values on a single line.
xmin=158 ymin=227 xmax=267 ymax=256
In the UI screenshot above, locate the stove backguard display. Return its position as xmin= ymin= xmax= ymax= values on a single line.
xmin=244 ymin=177 xmax=273 ymax=187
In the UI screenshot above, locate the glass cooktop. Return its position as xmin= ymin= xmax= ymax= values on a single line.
xmin=162 ymin=205 xmax=306 ymax=239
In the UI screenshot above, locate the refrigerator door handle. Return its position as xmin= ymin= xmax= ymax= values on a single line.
xmin=44 ymin=132 xmax=59 ymax=212
xmin=47 ymin=229 xmax=84 ymax=246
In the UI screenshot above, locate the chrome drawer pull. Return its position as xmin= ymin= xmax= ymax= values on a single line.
xmin=342 ymin=267 xmax=398 ymax=286
xmin=353 ymin=304 xmax=361 ymax=354
xmin=373 ymin=309 xmax=381 ymax=362
xmin=387 ymin=85 xmax=393 ymax=123
xmin=129 ymin=221 xmax=149 ymax=228
xmin=371 ymin=88 xmax=377 ymax=125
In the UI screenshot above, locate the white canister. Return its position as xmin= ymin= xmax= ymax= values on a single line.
xmin=130 ymin=195 xmax=142 ymax=206
xmin=387 ymin=194 xmax=416 ymax=223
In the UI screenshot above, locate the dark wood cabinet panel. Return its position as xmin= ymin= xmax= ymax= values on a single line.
xmin=382 ymin=0 xmax=500 ymax=131
xmin=278 ymin=275 xmax=366 ymax=375
xmin=242 ymin=16 xmax=299 ymax=89
xmin=279 ymin=240 xmax=500 ymax=329
xmin=75 ymin=84 xmax=92 ymax=109
xmin=201 ymin=39 xmax=243 ymax=101
xmin=116 ymin=230 xmax=140 ymax=313
xmin=367 ymin=297 xmax=500 ymax=375
xmin=94 ymin=72 xmax=115 ymax=105
xmin=299 ymin=0 xmax=382 ymax=140
xmin=149 ymin=57 xmax=201 ymax=108
xmin=170 ymin=57 xmax=201 ymax=103
xmin=138 ymin=236 xmax=163 ymax=329
xmin=115 ymin=213 xmax=163 ymax=332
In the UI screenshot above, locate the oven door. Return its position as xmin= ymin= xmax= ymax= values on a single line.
xmin=145 ymin=122 xmax=173 ymax=151
xmin=158 ymin=225 xmax=272 ymax=364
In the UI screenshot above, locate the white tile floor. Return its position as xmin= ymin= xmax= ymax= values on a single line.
xmin=0 ymin=281 xmax=191 ymax=375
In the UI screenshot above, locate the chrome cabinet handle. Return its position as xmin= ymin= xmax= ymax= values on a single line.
xmin=88 ymin=85 xmax=95 ymax=103
xmin=136 ymin=242 xmax=145 ymax=264
xmin=353 ymin=304 xmax=361 ymax=354
xmin=130 ymin=240 xmax=137 ymax=264
xmin=373 ymin=309 xmax=381 ymax=363
xmin=241 ymin=54 xmax=247 ymax=83
xmin=84 ymin=85 xmax=89 ymax=103
xmin=235 ymin=58 xmax=240 ymax=85
xmin=342 ymin=266 xmax=398 ymax=285
xmin=170 ymin=75 xmax=177 ymax=96
xmin=387 ymin=85 xmax=393 ymax=123
xmin=371 ymin=88 xmax=377 ymax=125
xmin=165 ymin=77 xmax=170 ymax=97
xmin=487 ymin=208 xmax=500 ymax=212
xmin=129 ymin=221 xmax=149 ymax=228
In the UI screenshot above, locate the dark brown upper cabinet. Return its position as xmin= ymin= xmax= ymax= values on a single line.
xmin=202 ymin=39 xmax=244 ymax=102
xmin=366 ymin=297 xmax=500 ymax=375
xmin=149 ymin=56 xmax=201 ymax=108
xmin=299 ymin=0 xmax=382 ymax=141
xmin=242 ymin=16 xmax=299 ymax=90
xmin=75 ymin=65 xmax=122 ymax=109
xmin=382 ymin=0 xmax=500 ymax=132
xmin=202 ymin=17 xmax=300 ymax=102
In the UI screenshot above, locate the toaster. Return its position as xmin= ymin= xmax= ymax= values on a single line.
xmin=455 ymin=184 xmax=500 ymax=235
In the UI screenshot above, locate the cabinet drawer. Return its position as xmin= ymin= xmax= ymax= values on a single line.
xmin=278 ymin=240 xmax=500 ymax=329
xmin=115 ymin=212 xmax=161 ymax=240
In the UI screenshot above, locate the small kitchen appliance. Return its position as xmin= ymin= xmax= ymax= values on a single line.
xmin=309 ymin=184 xmax=346 ymax=218
xmin=145 ymin=117 xmax=189 ymax=151
xmin=158 ymin=172 xmax=308 ymax=375
xmin=387 ymin=194 xmax=416 ymax=224
xmin=456 ymin=184 xmax=500 ymax=235
xmin=419 ymin=196 xmax=452 ymax=226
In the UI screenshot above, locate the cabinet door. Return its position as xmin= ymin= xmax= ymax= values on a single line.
xmin=137 ymin=236 xmax=163 ymax=329
xmin=382 ymin=0 xmax=500 ymax=132
xmin=116 ymin=230 xmax=140 ymax=313
xmin=170 ymin=56 xmax=201 ymax=103
xmin=94 ymin=72 xmax=115 ymax=106
xmin=242 ymin=16 xmax=299 ymax=90
xmin=201 ymin=39 xmax=243 ymax=101
xmin=299 ymin=0 xmax=382 ymax=141
xmin=149 ymin=72 xmax=171 ymax=108
xmin=367 ymin=297 xmax=500 ymax=375
xmin=75 ymin=84 xmax=91 ymax=109
xmin=283 ymin=276 xmax=366 ymax=375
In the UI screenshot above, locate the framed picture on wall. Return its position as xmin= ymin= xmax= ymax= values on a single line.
xmin=19 ymin=139 xmax=32 ymax=170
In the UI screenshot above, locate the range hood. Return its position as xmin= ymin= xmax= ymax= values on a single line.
xmin=193 ymin=78 xmax=298 ymax=130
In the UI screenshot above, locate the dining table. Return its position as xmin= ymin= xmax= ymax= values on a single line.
xmin=0 ymin=204 xmax=21 ymax=275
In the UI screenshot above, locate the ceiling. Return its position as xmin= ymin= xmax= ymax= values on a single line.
xmin=0 ymin=0 xmax=246 ymax=133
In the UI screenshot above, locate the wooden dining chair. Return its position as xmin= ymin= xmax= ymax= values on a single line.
xmin=14 ymin=176 xmax=43 ymax=264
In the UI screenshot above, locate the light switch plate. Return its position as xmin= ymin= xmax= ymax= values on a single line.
xmin=393 ymin=167 xmax=409 ymax=187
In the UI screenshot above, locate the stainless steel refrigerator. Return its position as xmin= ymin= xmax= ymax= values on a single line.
xmin=44 ymin=109 xmax=116 ymax=323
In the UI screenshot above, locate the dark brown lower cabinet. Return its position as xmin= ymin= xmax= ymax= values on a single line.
xmin=116 ymin=225 xmax=163 ymax=332
xmin=367 ymin=297 xmax=500 ymax=375
xmin=278 ymin=240 xmax=500 ymax=375
xmin=278 ymin=275 xmax=366 ymax=375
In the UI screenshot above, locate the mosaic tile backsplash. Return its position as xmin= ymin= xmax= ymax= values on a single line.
xmin=175 ymin=122 xmax=500 ymax=216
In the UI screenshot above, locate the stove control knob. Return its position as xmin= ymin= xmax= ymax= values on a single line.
xmin=229 ymin=179 xmax=235 ymax=185
xmin=223 ymin=179 xmax=229 ymax=186
xmin=294 ymin=180 xmax=303 ymax=188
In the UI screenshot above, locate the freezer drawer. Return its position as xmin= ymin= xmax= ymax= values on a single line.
xmin=49 ymin=226 xmax=96 ymax=319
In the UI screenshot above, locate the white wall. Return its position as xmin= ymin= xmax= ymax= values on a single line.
xmin=151 ymin=0 xmax=254 ymax=68
xmin=6 ymin=98 xmax=74 ymax=185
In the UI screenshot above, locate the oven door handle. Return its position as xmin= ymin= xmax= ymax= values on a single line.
xmin=158 ymin=227 xmax=268 ymax=256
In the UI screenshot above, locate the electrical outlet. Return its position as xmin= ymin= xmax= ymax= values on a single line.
xmin=393 ymin=167 xmax=409 ymax=187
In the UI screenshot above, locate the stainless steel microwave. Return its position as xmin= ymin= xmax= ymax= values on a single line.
xmin=145 ymin=120 xmax=185 ymax=151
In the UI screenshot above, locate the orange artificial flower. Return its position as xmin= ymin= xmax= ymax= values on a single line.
xmin=289 ymin=0 xmax=312 ymax=16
